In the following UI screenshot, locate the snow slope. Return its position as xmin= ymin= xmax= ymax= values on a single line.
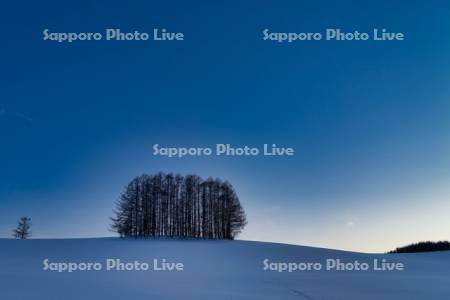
xmin=0 ymin=238 xmax=449 ymax=299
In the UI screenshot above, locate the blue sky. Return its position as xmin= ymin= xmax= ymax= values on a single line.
xmin=1 ymin=0 xmax=449 ymax=252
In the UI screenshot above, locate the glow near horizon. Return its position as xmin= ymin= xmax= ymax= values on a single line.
xmin=2 ymin=153 xmax=449 ymax=253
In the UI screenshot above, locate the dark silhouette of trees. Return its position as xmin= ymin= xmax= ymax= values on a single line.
xmin=111 ymin=173 xmax=247 ymax=239
xmin=389 ymin=241 xmax=450 ymax=253
xmin=13 ymin=217 xmax=32 ymax=239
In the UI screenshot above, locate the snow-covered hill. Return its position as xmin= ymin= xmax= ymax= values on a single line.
xmin=0 ymin=238 xmax=449 ymax=299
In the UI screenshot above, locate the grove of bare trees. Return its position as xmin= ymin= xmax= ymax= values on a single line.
xmin=111 ymin=173 xmax=247 ymax=240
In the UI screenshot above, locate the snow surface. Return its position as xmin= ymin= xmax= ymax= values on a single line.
xmin=0 ymin=238 xmax=449 ymax=299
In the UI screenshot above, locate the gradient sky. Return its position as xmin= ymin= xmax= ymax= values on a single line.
xmin=1 ymin=0 xmax=449 ymax=252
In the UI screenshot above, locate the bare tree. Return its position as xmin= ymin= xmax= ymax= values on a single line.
xmin=13 ymin=217 xmax=32 ymax=239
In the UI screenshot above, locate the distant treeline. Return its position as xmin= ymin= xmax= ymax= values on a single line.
xmin=111 ymin=173 xmax=247 ymax=239
xmin=389 ymin=241 xmax=450 ymax=253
